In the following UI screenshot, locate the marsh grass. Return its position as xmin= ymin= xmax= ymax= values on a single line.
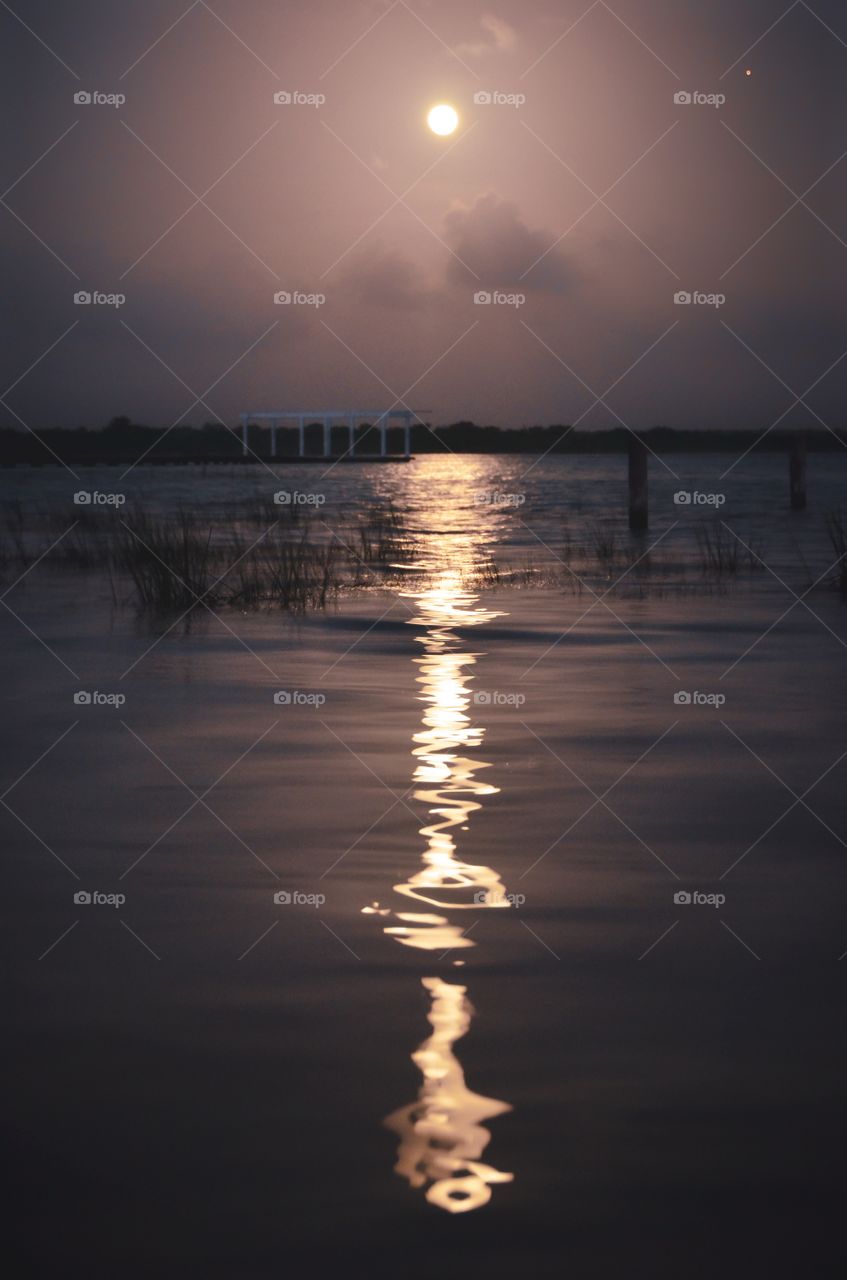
xmin=113 ymin=509 xmax=341 ymax=613
xmin=543 ymin=515 xmax=771 ymax=596
xmin=0 ymin=495 xmax=841 ymax=611
xmin=695 ymin=524 xmax=764 ymax=578
xmin=356 ymin=500 xmax=413 ymax=565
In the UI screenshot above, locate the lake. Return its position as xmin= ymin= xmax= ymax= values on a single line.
xmin=4 ymin=452 xmax=847 ymax=1275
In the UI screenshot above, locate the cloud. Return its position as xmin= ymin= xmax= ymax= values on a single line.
xmin=338 ymin=243 xmax=434 ymax=310
xmin=454 ymin=14 xmax=516 ymax=58
xmin=443 ymin=193 xmax=576 ymax=292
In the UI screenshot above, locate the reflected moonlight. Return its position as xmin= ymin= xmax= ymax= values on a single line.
xmin=364 ymin=468 xmax=515 ymax=1211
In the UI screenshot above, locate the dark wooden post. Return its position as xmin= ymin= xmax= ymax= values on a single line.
xmin=789 ymin=432 xmax=807 ymax=511
xmin=628 ymin=434 xmax=648 ymax=531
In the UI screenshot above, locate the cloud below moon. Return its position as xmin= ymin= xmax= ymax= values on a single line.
xmin=443 ymin=193 xmax=576 ymax=293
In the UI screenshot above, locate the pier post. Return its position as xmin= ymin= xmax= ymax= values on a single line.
xmin=348 ymin=413 xmax=355 ymax=458
xmin=270 ymin=418 xmax=277 ymax=459
xmin=379 ymin=414 xmax=387 ymax=458
xmin=789 ymin=432 xmax=807 ymax=510
xmin=241 ymin=415 xmax=248 ymax=458
xmin=628 ymin=434 xmax=648 ymax=531
xmin=298 ymin=416 xmax=305 ymax=458
xmin=323 ymin=416 xmax=331 ymax=458
xmin=403 ymin=414 xmax=411 ymax=458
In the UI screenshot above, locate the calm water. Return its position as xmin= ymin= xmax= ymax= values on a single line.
xmin=5 ymin=452 xmax=847 ymax=1273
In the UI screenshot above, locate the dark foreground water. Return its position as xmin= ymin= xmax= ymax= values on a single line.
xmin=4 ymin=454 xmax=847 ymax=1276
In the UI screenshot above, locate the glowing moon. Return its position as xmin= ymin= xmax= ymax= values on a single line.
xmin=427 ymin=104 xmax=459 ymax=136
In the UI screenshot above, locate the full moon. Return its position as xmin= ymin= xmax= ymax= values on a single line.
xmin=427 ymin=104 xmax=459 ymax=136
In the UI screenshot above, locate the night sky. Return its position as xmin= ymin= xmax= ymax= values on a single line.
xmin=3 ymin=0 xmax=846 ymax=431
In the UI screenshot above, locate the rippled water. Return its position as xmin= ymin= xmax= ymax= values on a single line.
xmin=365 ymin=518 xmax=516 ymax=1211
xmin=5 ymin=451 xmax=847 ymax=1268
xmin=5 ymin=451 xmax=846 ymax=586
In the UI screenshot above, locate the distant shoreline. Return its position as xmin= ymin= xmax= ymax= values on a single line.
xmin=2 ymin=420 xmax=845 ymax=466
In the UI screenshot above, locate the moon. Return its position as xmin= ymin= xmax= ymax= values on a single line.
xmin=427 ymin=104 xmax=459 ymax=136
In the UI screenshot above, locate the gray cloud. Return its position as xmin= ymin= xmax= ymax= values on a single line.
xmin=453 ymin=14 xmax=517 ymax=58
xmin=338 ymin=243 xmax=435 ymax=310
xmin=443 ymin=193 xmax=576 ymax=292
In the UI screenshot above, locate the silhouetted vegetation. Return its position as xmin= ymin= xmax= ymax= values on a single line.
xmin=2 ymin=492 xmax=845 ymax=613
xmin=2 ymin=416 xmax=846 ymax=465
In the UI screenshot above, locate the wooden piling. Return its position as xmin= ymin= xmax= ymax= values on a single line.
xmin=789 ymin=432 xmax=807 ymax=510
xmin=628 ymin=435 xmax=648 ymax=531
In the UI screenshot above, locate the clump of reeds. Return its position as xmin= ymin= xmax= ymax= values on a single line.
xmin=224 ymin=529 xmax=340 ymax=611
xmin=114 ymin=510 xmax=217 ymax=611
xmin=111 ymin=508 xmax=342 ymax=613
xmin=356 ymin=500 xmax=412 ymax=565
xmin=588 ymin=520 xmax=619 ymax=575
xmin=695 ymin=524 xmax=764 ymax=578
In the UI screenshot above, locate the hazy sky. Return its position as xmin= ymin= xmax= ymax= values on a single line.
xmin=3 ymin=0 xmax=846 ymax=431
